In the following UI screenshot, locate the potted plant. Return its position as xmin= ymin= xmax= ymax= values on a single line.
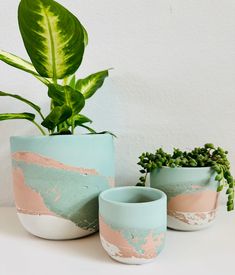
xmin=137 ymin=144 xmax=234 ymax=231
xmin=0 ymin=0 xmax=115 ymax=240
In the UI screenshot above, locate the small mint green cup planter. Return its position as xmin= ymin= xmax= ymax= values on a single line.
xmin=10 ymin=134 xmax=115 ymax=240
xmin=150 ymin=167 xmax=219 ymax=231
xmin=99 ymin=186 xmax=167 ymax=265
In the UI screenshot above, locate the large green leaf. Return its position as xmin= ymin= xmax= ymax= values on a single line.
xmin=0 ymin=50 xmax=50 ymax=85
xmin=41 ymin=105 xmax=72 ymax=130
xmin=82 ymin=25 xmax=89 ymax=47
xmin=0 ymin=112 xmax=35 ymax=121
xmin=18 ymin=0 xmax=86 ymax=79
xmin=0 ymin=91 xmax=43 ymax=118
xmin=76 ymin=70 xmax=109 ymax=99
xmin=48 ymin=84 xmax=85 ymax=114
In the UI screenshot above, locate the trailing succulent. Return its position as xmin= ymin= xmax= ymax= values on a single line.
xmin=0 ymin=0 xmax=111 ymax=136
xmin=137 ymin=143 xmax=234 ymax=211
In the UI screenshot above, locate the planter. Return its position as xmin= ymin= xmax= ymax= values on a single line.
xmin=150 ymin=167 xmax=219 ymax=231
xmin=10 ymin=134 xmax=115 ymax=240
xmin=99 ymin=186 xmax=167 ymax=265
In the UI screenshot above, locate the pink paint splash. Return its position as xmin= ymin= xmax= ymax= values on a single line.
xmin=168 ymin=190 xmax=219 ymax=212
xmin=99 ymin=216 xmax=164 ymax=259
xmin=141 ymin=232 xmax=165 ymax=258
xmin=12 ymin=152 xmax=98 ymax=175
xmin=13 ymin=167 xmax=54 ymax=216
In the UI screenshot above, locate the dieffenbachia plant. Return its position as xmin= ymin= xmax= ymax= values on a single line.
xmin=0 ymin=0 xmax=110 ymax=135
xmin=137 ymin=144 xmax=235 ymax=211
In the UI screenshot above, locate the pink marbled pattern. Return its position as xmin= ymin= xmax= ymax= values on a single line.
xmin=12 ymin=152 xmax=98 ymax=175
xmin=99 ymin=216 xmax=165 ymax=259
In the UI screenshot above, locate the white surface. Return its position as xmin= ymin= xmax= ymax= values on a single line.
xmin=1 ymin=0 xmax=235 ymax=205
xmin=0 ymin=207 xmax=234 ymax=275
xmin=17 ymin=213 xmax=93 ymax=240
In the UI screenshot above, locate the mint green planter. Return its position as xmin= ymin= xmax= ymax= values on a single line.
xmin=150 ymin=167 xmax=219 ymax=231
xmin=10 ymin=134 xmax=115 ymax=240
xmin=99 ymin=186 xmax=167 ymax=265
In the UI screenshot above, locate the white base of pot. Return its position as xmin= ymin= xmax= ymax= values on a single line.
xmin=167 ymin=214 xmax=215 ymax=231
xmin=109 ymin=255 xmax=157 ymax=265
xmin=17 ymin=213 xmax=94 ymax=240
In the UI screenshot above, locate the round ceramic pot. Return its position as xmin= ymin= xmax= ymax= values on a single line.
xmin=10 ymin=134 xmax=115 ymax=240
xmin=99 ymin=186 xmax=167 ymax=265
xmin=150 ymin=167 xmax=219 ymax=231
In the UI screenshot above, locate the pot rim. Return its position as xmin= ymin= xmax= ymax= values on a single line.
xmin=10 ymin=133 xmax=112 ymax=140
xmin=99 ymin=186 xmax=166 ymax=207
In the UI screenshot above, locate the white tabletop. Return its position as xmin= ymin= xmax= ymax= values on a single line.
xmin=0 ymin=207 xmax=234 ymax=275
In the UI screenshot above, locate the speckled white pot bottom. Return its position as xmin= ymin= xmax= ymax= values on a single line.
xmin=100 ymin=236 xmax=157 ymax=265
xmin=167 ymin=210 xmax=217 ymax=231
xmin=18 ymin=213 xmax=94 ymax=240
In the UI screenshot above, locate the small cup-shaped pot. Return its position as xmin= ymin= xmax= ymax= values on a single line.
xmin=99 ymin=186 xmax=167 ymax=265
xmin=150 ymin=167 xmax=219 ymax=231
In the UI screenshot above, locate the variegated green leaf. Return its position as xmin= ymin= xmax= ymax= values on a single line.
xmin=0 ymin=49 xmax=50 ymax=85
xmin=41 ymin=105 xmax=72 ymax=130
xmin=18 ymin=0 xmax=86 ymax=79
xmin=0 ymin=49 xmax=38 ymax=75
xmin=82 ymin=25 xmax=89 ymax=46
xmin=73 ymin=114 xmax=92 ymax=125
xmin=68 ymin=75 xmax=76 ymax=89
xmin=48 ymin=84 xmax=85 ymax=114
xmin=70 ymin=114 xmax=92 ymax=129
xmin=0 ymin=90 xmax=44 ymax=119
xmin=64 ymin=86 xmax=85 ymax=115
xmin=76 ymin=70 xmax=109 ymax=99
xmin=0 ymin=112 xmax=35 ymax=121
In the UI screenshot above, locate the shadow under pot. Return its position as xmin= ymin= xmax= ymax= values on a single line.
xmin=10 ymin=134 xmax=115 ymax=240
xmin=99 ymin=186 xmax=167 ymax=265
xmin=150 ymin=167 xmax=219 ymax=231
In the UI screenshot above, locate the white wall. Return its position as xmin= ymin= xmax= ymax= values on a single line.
xmin=0 ymin=0 xmax=235 ymax=206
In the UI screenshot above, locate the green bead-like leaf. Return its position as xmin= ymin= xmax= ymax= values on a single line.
xmin=205 ymin=143 xmax=215 ymax=149
xmin=226 ymin=188 xmax=234 ymax=195
xmin=41 ymin=105 xmax=72 ymax=130
xmin=18 ymin=0 xmax=86 ymax=79
xmin=215 ymin=174 xmax=223 ymax=181
xmin=0 ymin=112 xmax=35 ymax=121
xmin=217 ymin=185 xmax=224 ymax=192
xmin=76 ymin=70 xmax=109 ymax=99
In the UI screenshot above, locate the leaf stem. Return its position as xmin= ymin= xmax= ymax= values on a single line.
xmin=32 ymin=121 xmax=47 ymax=136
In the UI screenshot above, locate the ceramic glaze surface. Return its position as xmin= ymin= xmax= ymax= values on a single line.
xmin=99 ymin=187 xmax=167 ymax=264
xmin=150 ymin=167 xmax=219 ymax=231
xmin=10 ymin=134 xmax=115 ymax=239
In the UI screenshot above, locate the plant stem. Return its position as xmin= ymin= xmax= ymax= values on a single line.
xmin=38 ymin=111 xmax=45 ymax=120
xmin=32 ymin=121 xmax=47 ymax=136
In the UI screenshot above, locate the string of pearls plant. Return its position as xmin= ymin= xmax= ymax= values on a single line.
xmin=137 ymin=143 xmax=234 ymax=211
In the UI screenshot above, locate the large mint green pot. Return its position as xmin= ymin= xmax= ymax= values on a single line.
xmin=150 ymin=167 xmax=219 ymax=231
xmin=10 ymin=134 xmax=115 ymax=240
xmin=99 ymin=186 xmax=167 ymax=265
